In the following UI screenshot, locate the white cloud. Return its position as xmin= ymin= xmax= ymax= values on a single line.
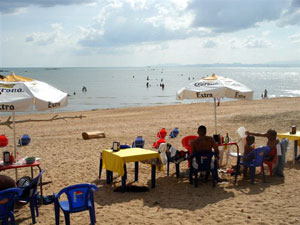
xmin=229 ymin=36 xmax=272 ymax=49
xmin=25 ymin=23 xmax=68 ymax=46
xmin=289 ymin=33 xmax=300 ymax=43
xmin=277 ymin=0 xmax=300 ymax=27
xmin=77 ymin=0 xmax=206 ymax=48
xmin=0 ymin=0 xmax=97 ymax=14
xmin=243 ymin=36 xmax=272 ymax=48
xmin=188 ymin=0 xmax=289 ymax=32
xmin=201 ymin=39 xmax=218 ymax=48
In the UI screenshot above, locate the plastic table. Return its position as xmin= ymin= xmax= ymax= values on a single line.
xmin=0 ymin=159 xmax=43 ymax=200
xmin=278 ymin=131 xmax=300 ymax=164
xmin=100 ymin=148 xmax=162 ymax=192
xmin=218 ymin=142 xmax=240 ymax=167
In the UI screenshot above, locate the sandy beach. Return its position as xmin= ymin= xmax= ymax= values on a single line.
xmin=1 ymin=97 xmax=300 ymax=225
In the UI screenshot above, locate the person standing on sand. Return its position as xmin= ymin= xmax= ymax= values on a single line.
xmin=264 ymin=89 xmax=268 ymax=98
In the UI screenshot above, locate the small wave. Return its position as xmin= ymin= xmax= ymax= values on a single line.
xmin=283 ymin=90 xmax=300 ymax=95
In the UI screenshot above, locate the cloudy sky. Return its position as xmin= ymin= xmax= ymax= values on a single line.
xmin=0 ymin=0 xmax=299 ymax=67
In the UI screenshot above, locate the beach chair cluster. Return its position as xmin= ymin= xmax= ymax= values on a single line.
xmin=1 ymin=130 xmax=290 ymax=225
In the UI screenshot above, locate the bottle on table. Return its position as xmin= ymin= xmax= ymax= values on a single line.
xmin=224 ymin=133 xmax=229 ymax=144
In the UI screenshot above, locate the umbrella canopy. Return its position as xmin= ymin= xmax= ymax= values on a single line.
xmin=176 ymin=74 xmax=253 ymax=133
xmin=0 ymin=73 xmax=68 ymax=161
xmin=0 ymin=73 xmax=68 ymax=112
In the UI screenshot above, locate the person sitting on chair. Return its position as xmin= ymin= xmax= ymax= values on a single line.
xmin=246 ymin=129 xmax=279 ymax=161
xmin=191 ymin=125 xmax=220 ymax=181
xmin=191 ymin=125 xmax=219 ymax=156
xmin=242 ymin=135 xmax=255 ymax=177
xmin=0 ymin=175 xmax=16 ymax=191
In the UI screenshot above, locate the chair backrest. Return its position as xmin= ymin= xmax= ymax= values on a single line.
xmin=0 ymin=188 xmax=22 ymax=220
xmin=190 ymin=151 xmax=215 ymax=171
xmin=252 ymin=146 xmax=271 ymax=166
xmin=169 ymin=128 xmax=179 ymax=138
xmin=19 ymin=170 xmax=44 ymax=199
xmin=157 ymin=128 xmax=167 ymax=139
xmin=57 ymin=184 xmax=98 ymax=212
xmin=132 ymin=136 xmax=145 ymax=148
xmin=181 ymin=135 xmax=198 ymax=153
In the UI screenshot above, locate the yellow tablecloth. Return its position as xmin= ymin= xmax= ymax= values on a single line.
xmin=278 ymin=131 xmax=300 ymax=141
xmin=102 ymin=148 xmax=162 ymax=176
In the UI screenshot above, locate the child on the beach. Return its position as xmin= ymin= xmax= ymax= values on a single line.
xmin=246 ymin=129 xmax=279 ymax=161
xmin=242 ymin=135 xmax=255 ymax=177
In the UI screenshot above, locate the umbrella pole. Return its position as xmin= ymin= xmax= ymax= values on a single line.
xmin=214 ymin=98 xmax=217 ymax=134
xmin=12 ymin=112 xmax=18 ymax=180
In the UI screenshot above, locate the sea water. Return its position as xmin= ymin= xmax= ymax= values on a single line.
xmin=0 ymin=66 xmax=299 ymax=113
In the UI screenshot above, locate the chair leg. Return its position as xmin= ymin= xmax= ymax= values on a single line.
xmin=175 ymin=163 xmax=180 ymax=178
xmin=194 ymin=172 xmax=198 ymax=188
xmin=189 ymin=167 xmax=193 ymax=184
xmin=250 ymin=167 xmax=255 ymax=184
xmin=2 ymin=218 xmax=9 ymax=225
xmin=30 ymin=200 xmax=36 ymax=224
xmin=63 ymin=212 xmax=70 ymax=225
xmin=54 ymin=201 xmax=60 ymax=225
xmin=89 ymin=207 xmax=96 ymax=225
xmin=262 ymin=164 xmax=266 ymax=183
xmin=211 ymin=170 xmax=216 ymax=187
xmin=268 ymin=164 xmax=273 ymax=176
xmin=34 ymin=196 xmax=39 ymax=217
xmin=135 ymin=161 xmax=139 ymax=181
xmin=151 ymin=164 xmax=156 ymax=188
xmin=99 ymin=154 xmax=103 ymax=179
xmin=167 ymin=161 xmax=170 ymax=176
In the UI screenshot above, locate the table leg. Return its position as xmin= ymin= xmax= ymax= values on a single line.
xmin=294 ymin=140 xmax=298 ymax=161
xmin=151 ymin=164 xmax=155 ymax=188
xmin=31 ymin=167 xmax=34 ymax=178
xmin=121 ymin=175 xmax=126 ymax=192
xmin=122 ymin=164 xmax=127 ymax=192
xmin=37 ymin=166 xmax=43 ymax=205
xmin=106 ymin=170 xmax=112 ymax=184
xmin=99 ymin=153 xmax=102 ymax=179
xmin=135 ymin=162 xmax=139 ymax=181
xmin=175 ymin=163 xmax=180 ymax=178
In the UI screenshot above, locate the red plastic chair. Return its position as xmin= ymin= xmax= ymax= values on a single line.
xmin=262 ymin=148 xmax=277 ymax=176
xmin=157 ymin=128 xmax=167 ymax=139
xmin=181 ymin=135 xmax=198 ymax=167
xmin=181 ymin=135 xmax=198 ymax=154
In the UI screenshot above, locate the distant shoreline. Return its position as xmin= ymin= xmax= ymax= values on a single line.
xmin=1 ymin=96 xmax=299 ymax=117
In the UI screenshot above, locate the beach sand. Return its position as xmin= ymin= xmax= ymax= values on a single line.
xmin=1 ymin=97 xmax=300 ymax=224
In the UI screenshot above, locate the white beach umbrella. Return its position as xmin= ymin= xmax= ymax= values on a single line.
xmin=0 ymin=73 xmax=68 ymax=158
xmin=176 ymin=74 xmax=253 ymax=134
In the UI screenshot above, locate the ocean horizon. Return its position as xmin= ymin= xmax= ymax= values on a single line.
xmin=0 ymin=66 xmax=299 ymax=114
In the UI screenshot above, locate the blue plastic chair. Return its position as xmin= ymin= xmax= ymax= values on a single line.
xmin=132 ymin=136 xmax=145 ymax=148
xmin=189 ymin=151 xmax=218 ymax=187
xmin=54 ymin=184 xmax=98 ymax=225
xmin=0 ymin=188 xmax=23 ymax=225
xmin=16 ymin=170 xmax=45 ymax=224
xmin=169 ymin=128 xmax=179 ymax=138
xmin=235 ymin=146 xmax=271 ymax=184
xmin=18 ymin=134 xmax=31 ymax=146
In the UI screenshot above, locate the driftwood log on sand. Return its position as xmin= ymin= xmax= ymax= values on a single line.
xmin=0 ymin=115 xmax=86 ymax=129
xmin=82 ymin=131 xmax=106 ymax=140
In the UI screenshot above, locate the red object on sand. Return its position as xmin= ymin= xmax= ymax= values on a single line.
xmin=0 ymin=135 xmax=8 ymax=147
xmin=157 ymin=128 xmax=167 ymax=139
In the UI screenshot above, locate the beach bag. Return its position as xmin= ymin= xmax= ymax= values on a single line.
xmin=18 ymin=134 xmax=31 ymax=146
xmin=16 ymin=176 xmax=32 ymax=198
